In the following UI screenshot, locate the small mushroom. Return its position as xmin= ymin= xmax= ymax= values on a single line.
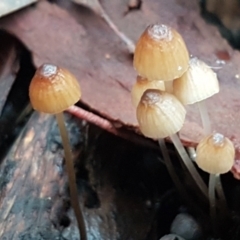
xmin=131 ymin=75 xmax=165 ymax=108
xmin=196 ymin=133 xmax=235 ymax=232
xmin=137 ymin=89 xmax=208 ymax=198
xmin=29 ymin=64 xmax=87 ymax=240
xmin=133 ymin=24 xmax=189 ymax=92
xmin=173 ymin=57 xmax=219 ymax=134
xmin=196 ymin=133 xmax=234 ymax=175
xmin=137 ymin=89 xmax=186 ymax=138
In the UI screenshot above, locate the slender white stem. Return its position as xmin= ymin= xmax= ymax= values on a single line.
xmin=197 ymin=100 xmax=211 ymax=135
xmin=158 ymin=139 xmax=189 ymax=201
xmin=164 ymin=81 xmax=173 ymax=93
xmin=187 ymin=147 xmax=197 ymax=161
xmin=170 ymin=134 xmax=208 ymax=198
xmin=56 ymin=113 xmax=87 ymax=240
xmin=215 ymin=174 xmax=226 ymax=204
xmin=209 ymin=174 xmax=217 ymax=234
xmin=215 ymin=174 xmax=229 ymax=217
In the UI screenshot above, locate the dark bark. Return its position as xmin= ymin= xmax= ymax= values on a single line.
xmin=0 ymin=112 xmax=183 ymax=239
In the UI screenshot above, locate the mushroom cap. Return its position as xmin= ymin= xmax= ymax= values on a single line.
xmin=196 ymin=133 xmax=235 ymax=174
xmin=29 ymin=64 xmax=81 ymax=114
xmin=137 ymin=89 xmax=186 ymax=139
xmin=173 ymin=57 xmax=219 ymax=105
xmin=131 ymin=75 xmax=165 ymax=108
xmin=133 ymin=24 xmax=189 ymax=81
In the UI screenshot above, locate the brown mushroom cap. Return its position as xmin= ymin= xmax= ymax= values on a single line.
xmin=133 ymin=24 xmax=189 ymax=81
xmin=196 ymin=133 xmax=235 ymax=174
xmin=173 ymin=57 xmax=219 ymax=105
xmin=131 ymin=75 xmax=165 ymax=108
xmin=29 ymin=64 xmax=81 ymax=114
xmin=137 ymin=89 xmax=186 ymax=138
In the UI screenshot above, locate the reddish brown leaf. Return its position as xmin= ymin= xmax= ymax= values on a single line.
xmin=1 ymin=0 xmax=240 ymax=174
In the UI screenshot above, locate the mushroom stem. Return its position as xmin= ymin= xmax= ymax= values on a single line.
xmin=197 ymin=100 xmax=211 ymax=135
xmin=158 ymin=139 xmax=189 ymax=201
xmin=215 ymin=174 xmax=229 ymax=220
xmin=215 ymin=174 xmax=227 ymax=207
xmin=187 ymin=147 xmax=196 ymax=161
xmin=209 ymin=175 xmax=229 ymax=233
xmin=170 ymin=133 xmax=208 ymax=198
xmin=165 ymin=81 xmax=173 ymax=93
xmin=209 ymin=174 xmax=217 ymax=234
xmin=56 ymin=113 xmax=87 ymax=240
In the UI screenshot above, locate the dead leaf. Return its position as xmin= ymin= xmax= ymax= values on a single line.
xmin=1 ymin=0 xmax=240 ymax=174
xmin=71 ymin=0 xmax=102 ymax=14
xmin=71 ymin=0 xmax=135 ymax=53
xmin=128 ymin=0 xmax=142 ymax=10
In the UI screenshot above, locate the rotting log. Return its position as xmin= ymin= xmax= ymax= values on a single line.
xmin=0 ymin=111 xmax=179 ymax=239
xmin=0 ymin=113 xmax=70 ymax=239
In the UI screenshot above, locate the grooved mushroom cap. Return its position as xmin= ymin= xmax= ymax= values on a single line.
xmin=133 ymin=24 xmax=189 ymax=81
xmin=137 ymin=89 xmax=186 ymax=139
xmin=196 ymin=133 xmax=235 ymax=174
xmin=131 ymin=75 xmax=165 ymax=108
xmin=173 ymin=57 xmax=219 ymax=105
xmin=29 ymin=64 xmax=81 ymax=114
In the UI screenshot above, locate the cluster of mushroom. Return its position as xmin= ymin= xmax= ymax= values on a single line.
xmin=131 ymin=24 xmax=235 ymax=216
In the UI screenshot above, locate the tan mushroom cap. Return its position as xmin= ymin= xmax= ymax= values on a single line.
xmin=196 ymin=133 xmax=235 ymax=174
xmin=137 ymin=89 xmax=186 ymax=139
xmin=29 ymin=64 xmax=81 ymax=114
xmin=133 ymin=24 xmax=189 ymax=81
xmin=173 ymin=57 xmax=219 ymax=105
xmin=131 ymin=76 xmax=165 ymax=108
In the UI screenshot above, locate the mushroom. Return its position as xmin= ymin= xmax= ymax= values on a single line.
xmin=137 ymin=89 xmax=208 ymax=198
xmin=173 ymin=57 xmax=219 ymax=135
xmin=131 ymin=75 xmax=164 ymax=108
xmin=29 ymin=64 xmax=87 ymax=240
xmin=133 ymin=24 xmax=189 ymax=92
xmin=196 ymin=133 xmax=235 ymax=231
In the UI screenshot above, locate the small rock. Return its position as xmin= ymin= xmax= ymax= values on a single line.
xmin=170 ymin=213 xmax=202 ymax=240
xmin=159 ymin=233 xmax=185 ymax=240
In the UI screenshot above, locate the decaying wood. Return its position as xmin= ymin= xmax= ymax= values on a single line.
xmin=0 ymin=113 xmax=68 ymax=239
xmin=0 ymin=111 xmax=175 ymax=239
